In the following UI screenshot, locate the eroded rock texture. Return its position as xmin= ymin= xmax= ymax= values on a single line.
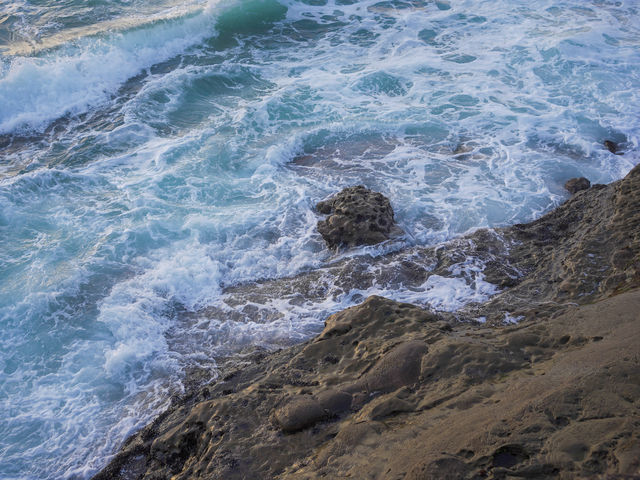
xmin=94 ymin=292 xmax=640 ymax=480
xmin=484 ymin=162 xmax=640 ymax=320
xmin=316 ymin=185 xmax=401 ymax=249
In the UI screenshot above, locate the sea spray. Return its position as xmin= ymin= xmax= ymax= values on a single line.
xmin=0 ymin=2 xmax=221 ymax=134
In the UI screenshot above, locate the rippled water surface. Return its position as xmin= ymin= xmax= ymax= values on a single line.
xmin=1 ymin=0 xmax=639 ymax=477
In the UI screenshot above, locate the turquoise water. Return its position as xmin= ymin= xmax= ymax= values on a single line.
xmin=1 ymin=0 xmax=639 ymax=478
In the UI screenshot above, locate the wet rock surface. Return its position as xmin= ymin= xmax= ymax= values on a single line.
xmin=480 ymin=162 xmax=640 ymax=322
xmin=213 ymin=164 xmax=640 ymax=327
xmin=94 ymin=165 xmax=640 ymax=480
xmin=604 ymin=139 xmax=620 ymax=154
xmin=316 ymin=185 xmax=401 ymax=249
xmin=94 ymin=291 xmax=640 ymax=480
xmin=564 ymin=176 xmax=590 ymax=194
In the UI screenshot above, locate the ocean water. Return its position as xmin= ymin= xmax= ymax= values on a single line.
xmin=0 ymin=0 xmax=639 ymax=477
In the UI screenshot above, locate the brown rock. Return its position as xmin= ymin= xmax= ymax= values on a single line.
xmin=314 ymin=421 xmax=382 ymax=466
xmin=320 ymin=295 xmax=440 ymax=341
xmin=564 ymin=177 xmax=591 ymax=194
xmin=406 ymin=456 xmax=470 ymax=480
xmin=350 ymin=340 xmax=428 ymax=394
xmin=316 ymin=185 xmax=400 ymax=249
xmin=274 ymin=396 xmax=326 ymax=433
xmin=93 ymin=164 xmax=640 ymax=480
xmin=362 ymin=395 xmax=414 ymax=420
xmin=93 ymin=288 xmax=640 ymax=480
xmin=315 ymin=389 xmax=352 ymax=415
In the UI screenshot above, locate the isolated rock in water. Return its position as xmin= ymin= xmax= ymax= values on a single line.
xmin=604 ymin=140 xmax=619 ymax=154
xmin=564 ymin=177 xmax=591 ymax=194
xmin=316 ymin=185 xmax=400 ymax=249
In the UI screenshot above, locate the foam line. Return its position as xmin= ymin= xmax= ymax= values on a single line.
xmin=0 ymin=1 xmax=220 ymax=134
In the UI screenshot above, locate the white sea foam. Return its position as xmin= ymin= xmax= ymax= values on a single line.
xmin=0 ymin=2 xmax=221 ymax=134
xmin=503 ymin=313 xmax=524 ymax=324
xmin=99 ymin=244 xmax=222 ymax=376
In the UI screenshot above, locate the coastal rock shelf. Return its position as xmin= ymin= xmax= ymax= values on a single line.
xmin=94 ymin=165 xmax=640 ymax=480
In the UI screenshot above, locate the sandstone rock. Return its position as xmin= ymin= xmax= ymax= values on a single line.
xmin=314 ymin=421 xmax=381 ymax=466
xmin=316 ymin=185 xmax=400 ymax=249
xmin=274 ymin=396 xmax=326 ymax=433
xmin=564 ymin=177 xmax=591 ymax=194
xmin=349 ymin=340 xmax=428 ymax=394
xmin=94 ymin=288 xmax=640 ymax=480
xmin=406 ymin=456 xmax=470 ymax=480
xmin=315 ymin=389 xmax=352 ymax=416
xmin=362 ymin=395 xmax=414 ymax=420
xmin=320 ymin=295 xmax=440 ymax=341
xmin=506 ymin=332 xmax=541 ymax=349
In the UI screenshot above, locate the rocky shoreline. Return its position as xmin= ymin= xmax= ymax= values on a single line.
xmin=94 ymin=164 xmax=640 ymax=479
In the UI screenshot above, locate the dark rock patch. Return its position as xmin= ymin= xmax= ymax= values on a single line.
xmin=406 ymin=456 xmax=470 ymax=480
xmin=604 ymin=140 xmax=619 ymax=154
xmin=316 ymin=185 xmax=401 ymax=249
xmin=564 ymin=177 xmax=591 ymax=194
xmin=491 ymin=444 xmax=529 ymax=468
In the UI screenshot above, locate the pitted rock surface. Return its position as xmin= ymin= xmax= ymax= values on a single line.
xmin=316 ymin=185 xmax=400 ymax=249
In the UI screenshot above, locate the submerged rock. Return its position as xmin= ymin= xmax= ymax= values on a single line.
xmin=316 ymin=185 xmax=401 ymax=249
xmin=564 ymin=177 xmax=591 ymax=194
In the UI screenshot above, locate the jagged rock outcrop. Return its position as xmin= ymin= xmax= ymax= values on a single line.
xmin=217 ymin=164 xmax=640 ymax=326
xmin=604 ymin=139 xmax=620 ymax=154
xmin=475 ymin=162 xmax=640 ymax=322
